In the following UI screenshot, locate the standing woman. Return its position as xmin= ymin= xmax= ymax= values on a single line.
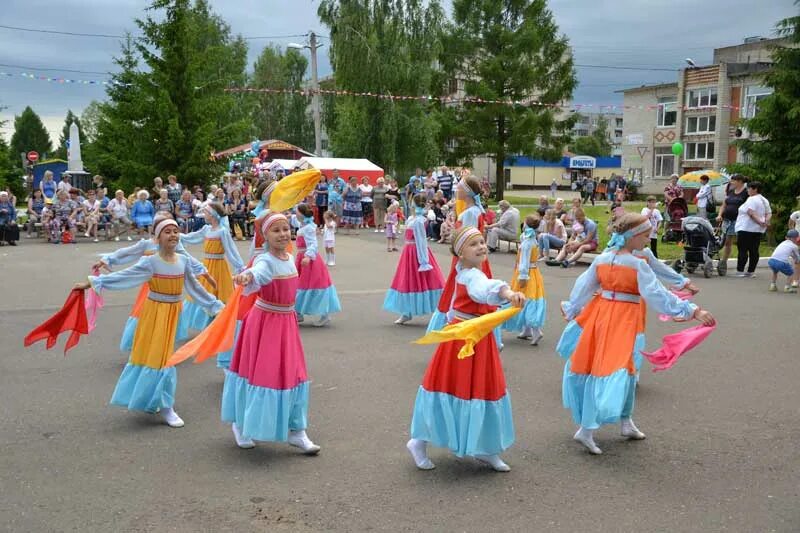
xmin=341 ymin=176 xmax=364 ymax=234
xmin=502 ymin=214 xmax=546 ymax=345
xmin=384 ymin=194 xmax=445 ymax=325
xmin=180 ymin=203 xmax=244 ymax=340
xmin=227 ymin=187 xmax=249 ymax=240
xmin=222 ymin=212 xmax=321 ymax=453
xmin=294 ymin=203 xmax=341 ymax=327
xmin=327 ymin=179 xmax=344 ymax=223
xmin=313 ymin=174 xmax=329 ymax=228
xmin=734 ymin=181 xmax=771 ymax=277
xmin=716 ymin=174 xmax=748 ymax=273
xmin=557 ymin=214 xmax=714 ymax=455
xmin=407 ymin=226 xmax=525 ymax=472
xmin=75 ymin=218 xmax=223 ymax=427
xmin=372 ymin=177 xmax=388 ymax=233
xmin=359 ymin=176 xmax=374 ymax=229
xmin=40 ymin=170 xmax=57 ymax=205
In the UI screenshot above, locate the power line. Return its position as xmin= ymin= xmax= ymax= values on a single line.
xmin=574 ymin=63 xmax=678 ymax=72
xmin=0 ymin=62 xmax=109 ymax=75
xmin=0 ymin=23 xmax=322 ymax=41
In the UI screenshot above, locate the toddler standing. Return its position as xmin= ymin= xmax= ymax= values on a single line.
xmin=324 ymin=210 xmax=337 ymax=266
xmin=386 ymin=203 xmax=399 ymax=251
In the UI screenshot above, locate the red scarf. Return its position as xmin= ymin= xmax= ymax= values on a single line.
xmin=24 ymin=289 xmax=89 ymax=355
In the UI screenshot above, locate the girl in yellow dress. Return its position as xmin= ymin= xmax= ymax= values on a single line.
xmin=502 ymin=215 xmax=547 ymax=345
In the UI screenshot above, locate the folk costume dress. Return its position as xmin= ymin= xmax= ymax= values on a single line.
xmin=502 ymin=227 xmax=547 ymax=336
xmin=100 ymin=239 xmax=207 ymax=351
xmin=221 ymin=251 xmax=311 ymax=441
xmin=383 ymin=211 xmax=445 ymax=318
xmin=410 ymin=266 xmax=515 ymax=457
xmin=89 ymin=254 xmax=223 ymax=413
xmin=426 ymin=204 xmax=493 ymax=334
xmin=295 ymin=219 xmax=342 ymax=318
xmin=557 ymin=249 xmax=696 ymax=430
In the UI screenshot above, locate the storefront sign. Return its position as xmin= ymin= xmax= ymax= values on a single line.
xmin=569 ymin=156 xmax=596 ymax=169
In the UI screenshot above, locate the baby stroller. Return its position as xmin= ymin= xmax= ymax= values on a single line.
xmin=662 ymin=197 xmax=689 ymax=243
xmin=673 ymin=216 xmax=724 ymax=278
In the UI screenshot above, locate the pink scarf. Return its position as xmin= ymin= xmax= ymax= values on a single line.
xmin=642 ymin=324 xmax=716 ymax=372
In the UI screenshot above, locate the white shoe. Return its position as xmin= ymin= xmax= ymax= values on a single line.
xmin=126 ymin=236 xmax=132 ymax=241
xmin=232 ymin=423 xmax=255 ymax=449
xmin=374 ymin=229 xmax=380 ymax=233
xmin=288 ymin=430 xmax=320 ymax=454
xmin=93 ymin=238 xmax=99 ymax=243
xmin=573 ymin=428 xmax=602 ymax=454
xmin=406 ymin=439 xmax=435 ymax=470
xmin=84 ymin=232 xmax=91 ymax=238
xmin=621 ymin=419 xmax=646 ymax=440
xmin=394 ymin=315 xmax=412 ymax=325
xmin=114 ymin=236 xmax=120 ymax=242
xmin=314 ymin=315 xmax=331 ymax=327
xmin=475 ymin=454 xmax=511 ymax=472
xmin=160 ymin=407 xmax=184 ymax=428
xmin=530 ymin=330 xmax=544 ymax=346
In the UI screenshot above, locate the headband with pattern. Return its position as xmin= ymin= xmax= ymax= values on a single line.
xmin=154 ymin=219 xmax=179 ymax=239
xmin=453 ymin=227 xmax=483 ymax=256
xmin=260 ymin=212 xmax=289 ymax=236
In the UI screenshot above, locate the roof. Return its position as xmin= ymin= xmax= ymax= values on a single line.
xmin=615 ymin=82 xmax=678 ymax=94
xmin=297 ymin=157 xmax=384 ymax=172
xmin=213 ymin=139 xmax=315 ymax=159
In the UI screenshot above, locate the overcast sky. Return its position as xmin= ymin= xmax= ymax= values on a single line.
xmin=0 ymin=0 xmax=795 ymax=147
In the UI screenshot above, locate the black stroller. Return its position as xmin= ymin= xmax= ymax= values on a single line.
xmin=672 ymin=216 xmax=724 ymax=278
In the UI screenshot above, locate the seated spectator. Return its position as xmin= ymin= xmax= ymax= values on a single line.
xmin=176 ymin=190 xmax=196 ymax=233
xmin=131 ymin=190 xmax=155 ymax=237
xmin=426 ymin=199 xmax=445 ymax=241
xmin=127 ymin=187 xmax=141 ymax=207
xmin=554 ymin=208 xmax=598 ymax=267
xmin=0 ymin=191 xmax=19 ymax=246
xmin=154 ymin=188 xmax=174 ymax=215
xmin=82 ymin=189 xmax=102 ymax=242
xmin=226 ymin=187 xmax=249 ymax=240
xmin=538 ymin=208 xmax=567 ymax=259
xmin=108 ymin=189 xmax=133 ymax=241
xmin=439 ymin=208 xmax=456 ymax=244
xmin=96 ymin=188 xmax=111 ymax=239
xmin=47 ymin=189 xmax=79 ymax=244
xmin=487 ymin=200 xmax=521 ymax=252
xmin=69 ymin=189 xmax=86 ymax=228
xmin=537 ymin=195 xmax=550 ymax=216
xmin=26 ymin=189 xmax=46 ymax=238
xmin=562 ymin=197 xmax=581 ymax=232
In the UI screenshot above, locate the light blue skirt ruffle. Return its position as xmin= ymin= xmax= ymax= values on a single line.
xmin=120 ymin=314 xmax=189 ymax=352
xmin=220 ymin=371 xmax=309 ymax=442
xmin=181 ymin=299 xmax=213 ymax=332
xmin=410 ymin=387 xmax=515 ymax=457
xmin=501 ymin=298 xmax=547 ymax=332
xmin=110 ymin=363 xmax=177 ymax=413
xmin=215 ymin=321 xmax=241 ymax=370
xmin=383 ymin=288 xmax=442 ymax=317
xmin=295 ymin=286 xmax=342 ymax=316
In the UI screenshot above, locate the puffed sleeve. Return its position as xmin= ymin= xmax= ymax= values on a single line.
xmin=301 ymin=225 xmax=318 ymax=260
xmin=411 ymin=218 xmax=432 ymax=271
xmin=461 ymin=268 xmax=509 ymax=306
xmin=639 ymin=248 xmax=689 ymax=289
xmin=101 ymin=239 xmax=149 ymax=268
xmin=183 ymin=259 xmax=224 ymax=315
xmin=88 ymin=256 xmax=153 ymax=293
xmin=458 ymin=207 xmax=479 ymax=228
xmin=220 ymin=227 xmax=245 ymax=273
xmin=561 ymin=259 xmax=601 ymax=320
xmin=241 ymin=253 xmax=274 ymax=295
xmin=517 ymin=238 xmax=534 ymax=281
xmin=637 ymin=260 xmax=696 ymax=319
xmin=179 ymin=224 xmax=208 ymax=245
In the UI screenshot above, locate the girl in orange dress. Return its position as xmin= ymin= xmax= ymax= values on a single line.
xmin=557 ymin=213 xmax=715 ymax=455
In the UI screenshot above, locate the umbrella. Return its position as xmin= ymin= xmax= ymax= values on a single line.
xmin=677 ymin=170 xmax=730 ymax=189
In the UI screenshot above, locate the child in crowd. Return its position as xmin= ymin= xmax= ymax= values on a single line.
xmin=641 ymin=196 xmax=663 ymax=258
xmin=386 ymin=203 xmax=399 ymax=252
xmin=502 ymin=214 xmax=547 ymax=345
xmin=323 ymin=210 xmax=337 ymax=266
xmin=768 ymin=229 xmax=800 ymax=293
xmin=439 ymin=208 xmax=455 ymax=244
xmin=82 ymin=189 xmax=101 ymax=242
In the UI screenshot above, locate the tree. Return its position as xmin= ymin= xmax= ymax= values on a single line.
xmin=318 ymin=0 xmax=444 ymax=176
xmin=736 ymin=2 xmax=800 ymax=232
xmin=80 ymin=101 xmax=103 ymax=144
xmin=439 ymin=0 xmax=576 ymax=200
xmin=571 ymin=136 xmax=604 ymax=157
xmin=10 ymin=106 xmax=53 ymax=159
xmin=55 ymin=110 xmax=83 ymax=160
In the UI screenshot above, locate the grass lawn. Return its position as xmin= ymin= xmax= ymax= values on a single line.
xmin=491 ymin=195 xmax=774 ymax=261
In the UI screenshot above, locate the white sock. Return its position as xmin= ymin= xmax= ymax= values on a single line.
xmin=621 ymin=418 xmax=646 ymax=439
xmin=475 ymin=454 xmax=511 ymax=472
xmin=518 ymin=326 xmax=533 ymax=339
xmin=160 ymin=407 xmax=184 ymax=428
xmin=406 ymin=438 xmax=435 ymax=470
xmin=232 ymin=423 xmax=255 ymax=448
xmin=573 ymin=426 xmax=602 ymax=454
xmin=288 ymin=429 xmax=321 ymax=454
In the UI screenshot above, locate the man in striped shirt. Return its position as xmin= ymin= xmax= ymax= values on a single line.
xmin=436 ymin=166 xmax=454 ymax=200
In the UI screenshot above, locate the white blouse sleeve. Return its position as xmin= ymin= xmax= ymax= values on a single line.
xmin=461 ymin=268 xmax=509 ymax=306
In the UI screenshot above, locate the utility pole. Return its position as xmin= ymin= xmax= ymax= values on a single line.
xmin=309 ymin=32 xmax=322 ymax=156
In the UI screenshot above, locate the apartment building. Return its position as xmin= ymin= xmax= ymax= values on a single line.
xmin=619 ymin=37 xmax=785 ymax=194
xmin=572 ymin=111 xmax=624 ymax=156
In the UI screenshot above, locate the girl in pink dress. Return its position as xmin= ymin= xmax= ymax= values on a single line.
xmin=223 ymin=212 xmax=321 ymax=453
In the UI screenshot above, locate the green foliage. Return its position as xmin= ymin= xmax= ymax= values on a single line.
xmin=0 ymin=136 xmax=23 ymax=198
xmin=571 ymin=136 xmax=606 ymax=157
xmin=440 ymin=0 xmax=577 ymax=200
xmin=94 ymin=0 xmax=251 ymax=190
xmin=10 ymin=106 xmax=53 ymax=158
xmin=318 ymin=0 xmax=444 ymax=176
xmin=591 ymin=115 xmax=612 ymax=156
xmin=55 ymin=110 xmax=83 ymax=160
xmin=250 ymin=46 xmax=315 ymax=150
xmin=736 ymin=2 xmax=800 ymax=234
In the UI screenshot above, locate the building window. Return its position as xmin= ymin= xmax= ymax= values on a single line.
xmin=615 ymin=118 xmax=623 ymax=127
xmin=743 ymin=85 xmax=772 ymax=118
xmin=656 ymin=97 xmax=677 ymax=127
xmin=686 ymin=87 xmax=718 ymax=108
xmin=686 ymin=115 xmax=717 ymax=134
xmin=685 ymin=142 xmax=715 ymax=160
xmin=653 ymin=147 xmax=675 ymax=177
xmin=575 ymin=129 xmax=589 ymax=137
xmin=447 ymin=78 xmax=459 ymax=95
xmin=321 ymin=139 xmax=329 ymax=151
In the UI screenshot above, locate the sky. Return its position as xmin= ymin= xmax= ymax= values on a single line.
xmin=0 ymin=0 xmax=796 ymax=148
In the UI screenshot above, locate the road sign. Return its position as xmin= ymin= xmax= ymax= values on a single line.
xmin=27 ymin=151 xmax=39 ymax=162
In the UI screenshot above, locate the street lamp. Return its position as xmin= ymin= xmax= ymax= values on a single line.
xmin=288 ymin=32 xmax=323 ymax=156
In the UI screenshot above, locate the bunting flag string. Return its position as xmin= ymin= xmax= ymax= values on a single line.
xmin=0 ymin=70 xmax=129 ymax=86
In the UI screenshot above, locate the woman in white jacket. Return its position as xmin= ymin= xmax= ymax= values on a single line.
xmin=734 ymin=181 xmax=771 ymax=277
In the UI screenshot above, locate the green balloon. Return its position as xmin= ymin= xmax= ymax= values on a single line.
xmin=672 ymin=142 xmax=684 ymax=156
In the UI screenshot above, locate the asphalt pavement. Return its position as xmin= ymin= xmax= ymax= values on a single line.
xmin=1 ymin=232 xmax=797 ymax=532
